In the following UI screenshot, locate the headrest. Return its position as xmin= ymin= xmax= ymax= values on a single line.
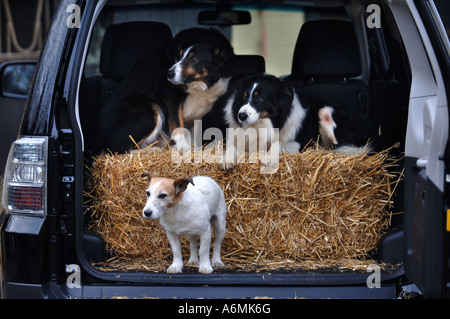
xmin=232 ymin=55 xmax=265 ymax=75
xmin=291 ymin=20 xmax=361 ymax=81
xmin=100 ymin=21 xmax=172 ymax=81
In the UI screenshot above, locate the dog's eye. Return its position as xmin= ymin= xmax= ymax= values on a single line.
xmin=158 ymin=193 xmax=168 ymax=199
xmin=189 ymin=56 xmax=199 ymax=64
xmin=146 ymin=191 xmax=150 ymax=197
xmin=255 ymin=96 xmax=264 ymax=103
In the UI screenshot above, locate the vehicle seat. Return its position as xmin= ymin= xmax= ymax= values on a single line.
xmin=288 ymin=19 xmax=380 ymax=148
xmin=289 ymin=20 xmax=370 ymax=115
xmin=232 ymin=54 xmax=265 ymax=75
xmin=79 ymin=21 xmax=173 ymax=156
xmin=98 ymin=21 xmax=173 ymax=104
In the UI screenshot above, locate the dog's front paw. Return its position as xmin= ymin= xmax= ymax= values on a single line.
xmin=167 ymin=263 xmax=183 ymax=274
xmin=221 ymin=153 xmax=236 ymax=170
xmin=171 ymin=134 xmax=191 ymax=152
xmin=199 ymin=263 xmax=213 ymax=275
xmin=259 ymin=152 xmax=279 ymax=174
xmin=221 ymin=160 xmax=236 ymax=171
xmin=212 ymin=259 xmax=225 ymax=269
xmin=173 ymin=140 xmax=191 ymax=152
xmin=282 ymin=141 xmax=301 ymax=153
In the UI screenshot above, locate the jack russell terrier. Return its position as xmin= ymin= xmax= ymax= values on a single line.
xmin=141 ymin=173 xmax=227 ymax=274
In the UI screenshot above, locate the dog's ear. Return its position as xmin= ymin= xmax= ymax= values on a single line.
xmin=173 ymin=177 xmax=194 ymax=195
xmin=213 ymin=45 xmax=226 ymax=62
xmin=276 ymin=82 xmax=294 ymax=112
xmin=212 ymin=42 xmax=234 ymax=66
xmin=167 ymin=43 xmax=181 ymax=61
xmin=141 ymin=172 xmax=153 ymax=182
xmin=278 ymin=82 xmax=294 ymax=102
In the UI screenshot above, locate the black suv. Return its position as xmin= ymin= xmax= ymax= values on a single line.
xmin=1 ymin=0 xmax=449 ymax=299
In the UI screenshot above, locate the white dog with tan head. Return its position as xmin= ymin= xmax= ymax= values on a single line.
xmin=141 ymin=173 xmax=227 ymax=274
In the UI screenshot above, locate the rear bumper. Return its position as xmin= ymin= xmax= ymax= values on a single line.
xmin=2 ymin=281 xmax=398 ymax=299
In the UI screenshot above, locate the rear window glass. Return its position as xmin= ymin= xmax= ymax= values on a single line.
xmin=84 ymin=3 xmax=348 ymax=78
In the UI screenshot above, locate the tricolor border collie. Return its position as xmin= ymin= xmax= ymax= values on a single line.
xmin=165 ymin=28 xmax=235 ymax=151
xmin=98 ymin=28 xmax=234 ymax=154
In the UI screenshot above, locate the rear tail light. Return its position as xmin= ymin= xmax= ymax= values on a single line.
xmin=1 ymin=136 xmax=48 ymax=214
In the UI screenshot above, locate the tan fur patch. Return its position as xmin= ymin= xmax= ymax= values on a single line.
xmin=194 ymin=67 xmax=209 ymax=80
xmin=149 ymin=177 xmax=183 ymax=208
xmin=260 ymin=111 xmax=270 ymax=119
xmin=177 ymin=102 xmax=185 ymax=129
xmin=169 ymin=102 xmax=184 ymax=131
xmin=183 ymin=66 xmax=196 ymax=78
xmin=136 ymin=103 xmax=164 ymax=148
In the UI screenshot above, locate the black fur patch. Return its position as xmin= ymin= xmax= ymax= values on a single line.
xmin=98 ymin=49 xmax=172 ymax=154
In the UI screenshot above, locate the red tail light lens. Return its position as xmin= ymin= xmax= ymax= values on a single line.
xmin=8 ymin=185 xmax=44 ymax=212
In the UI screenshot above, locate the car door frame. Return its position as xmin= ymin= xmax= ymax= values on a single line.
xmin=392 ymin=0 xmax=450 ymax=298
xmin=0 ymin=60 xmax=37 ymax=176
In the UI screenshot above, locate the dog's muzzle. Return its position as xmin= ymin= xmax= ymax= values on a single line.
xmin=167 ymin=71 xmax=179 ymax=84
xmin=167 ymin=69 xmax=176 ymax=81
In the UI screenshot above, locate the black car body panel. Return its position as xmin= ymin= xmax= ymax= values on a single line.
xmin=1 ymin=0 xmax=449 ymax=299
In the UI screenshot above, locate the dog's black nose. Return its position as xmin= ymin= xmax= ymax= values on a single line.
xmin=238 ymin=112 xmax=248 ymax=122
xmin=143 ymin=210 xmax=152 ymax=218
xmin=167 ymin=69 xmax=175 ymax=80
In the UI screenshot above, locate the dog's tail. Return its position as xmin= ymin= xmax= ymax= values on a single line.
xmin=333 ymin=143 xmax=373 ymax=155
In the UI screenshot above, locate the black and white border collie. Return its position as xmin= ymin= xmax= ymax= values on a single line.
xmin=223 ymin=74 xmax=305 ymax=170
xmin=165 ymin=28 xmax=235 ymax=151
xmin=222 ymin=74 xmax=342 ymax=171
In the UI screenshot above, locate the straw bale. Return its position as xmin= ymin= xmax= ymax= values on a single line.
xmin=86 ymin=144 xmax=401 ymax=271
